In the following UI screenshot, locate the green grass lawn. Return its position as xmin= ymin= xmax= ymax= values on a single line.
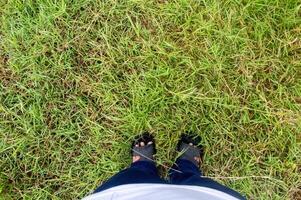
xmin=1 ymin=0 xmax=301 ymax=199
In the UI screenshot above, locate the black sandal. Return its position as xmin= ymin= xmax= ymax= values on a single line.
xmin=177 ymin=132 xmax=204 ymax=167
xmin=131 ymin=132 xmax=156 ymax=162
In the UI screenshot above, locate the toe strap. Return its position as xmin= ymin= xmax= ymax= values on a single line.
xmin=178 ymin=143 xmax=202 ymax=167
xmin=132 ymin=144 xmax=155 ymax=162
xmin=131 ymin=132 xmax=156 ymax=162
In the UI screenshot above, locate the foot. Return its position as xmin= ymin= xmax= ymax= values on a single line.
xmin=177 ymin=133 xmax=204 ymax=167
xmin=131 ymin=132 xmax=156 ymax=163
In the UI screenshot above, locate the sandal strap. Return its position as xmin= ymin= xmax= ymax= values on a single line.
xmin=132 ymin=145 xmax=155 ymax=162
xmin=177 ymin=133 xmax=203 ymax=167
xmin=178 ymin=143 xmax=201 ymax=166
xmin=131 ymin=132 xmax=156 ymax=162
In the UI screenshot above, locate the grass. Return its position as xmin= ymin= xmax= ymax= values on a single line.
xmin=0 ymin=0 xmax=301 ymax=199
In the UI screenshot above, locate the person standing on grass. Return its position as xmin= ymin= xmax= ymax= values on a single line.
xmin=83 ymin=132 xmax=246 ymax=200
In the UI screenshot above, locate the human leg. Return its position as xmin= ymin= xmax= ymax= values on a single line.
xmin=169 ymin=133 xmax=246 ymax=200
xmin=94 ymin=160 xmax=165 ymax=193
xmin=94 ymin=133 xmax=165 ymax=193
xmin=169 ymin=158 xmax=246 ymax=200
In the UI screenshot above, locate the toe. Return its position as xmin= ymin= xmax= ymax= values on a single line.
xmin=147 ymin=141 xmax=153 ymax=145
xmin=194 ymin=156 xmax=201 ymax=163
xmin=189 ymin=142 xmax=193 ymax=146
xmin=133 ymin=156 xmax=140 ymax=162
xmin=140 ymin=142 xmax=145 ymax=146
